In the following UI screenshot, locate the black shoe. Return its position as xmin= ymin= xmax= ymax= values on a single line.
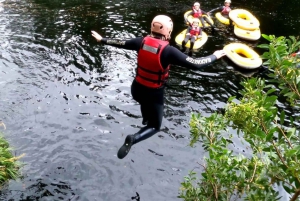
xmin=212 ymin=25 xmax=219 ymax=31
xmin=181 ymin=41 xmax=186 ymax=51
xmin=117 ymin=135 xmax=134 ymax=159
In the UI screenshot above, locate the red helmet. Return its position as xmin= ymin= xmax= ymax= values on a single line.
xmin=151 ymin=15 xmax=173 ymax=40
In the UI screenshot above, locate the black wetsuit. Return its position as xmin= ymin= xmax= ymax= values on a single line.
xmin=99 ymin=37 xmax=217 ymax=157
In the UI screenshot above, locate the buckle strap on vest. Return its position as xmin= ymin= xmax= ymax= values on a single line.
xmin=137 ymin=74 xmax=161 ymax=84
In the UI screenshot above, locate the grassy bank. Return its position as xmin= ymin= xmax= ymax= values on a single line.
xmin=0 ymin=122 xmax=23 ymax=188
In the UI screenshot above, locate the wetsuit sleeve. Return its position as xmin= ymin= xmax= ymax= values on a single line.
xmin=201 ymin=9 xmax=208 ymax=15
xmin=100 ymin=37 xmax=143 ymax=51
xmin=162 ymin=46 xmax=217 ymax=70
xmin=187 ymin=26 xmax=191 ymax=32
xmin=209 ymin=6 xmax=223 ymax=14
xmin=184 ymin=11 xmax=193 ymax=23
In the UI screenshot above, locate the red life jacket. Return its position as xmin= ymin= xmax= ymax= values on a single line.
xmin=190 ymin=27 xmax=200 ymax=36
xmin=221 ymin=6 xmax=231 ymax=15
xmin=192 ymin=8 xmax=202 ymax=18
xmin=136 ymin=36 xmax=170 ymax=88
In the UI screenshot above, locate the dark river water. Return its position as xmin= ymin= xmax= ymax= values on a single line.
xmin=0 ymin=0 xmax=299 ymax=200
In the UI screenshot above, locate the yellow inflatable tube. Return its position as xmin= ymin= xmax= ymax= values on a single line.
xmin=184 ymin=10 xmax=214 ymax=27
xmin=223 ymin=43 xmax=262 ymax=69
xmin=234 ymin=25 xmax=261 ymax=41
xmin=229 ymin=9 xmax=260 ymax=30
xmin=175 ymin=30 xmax=208 ymax=49
xmin=215 ymin=12 xmax=230 ymax=25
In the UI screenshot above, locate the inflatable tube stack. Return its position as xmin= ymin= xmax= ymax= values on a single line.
xmin=229 ymin=9 xmax=261 ymax=41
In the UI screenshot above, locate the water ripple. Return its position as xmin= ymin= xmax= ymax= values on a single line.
xmin=0 ymin=0 xmax=299 ymax=201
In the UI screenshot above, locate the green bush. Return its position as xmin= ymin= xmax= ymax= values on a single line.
xmin=179 ymin=35 xmax=300 ymax=201
xmin=0 ymin=123 xmax=24 ymax=188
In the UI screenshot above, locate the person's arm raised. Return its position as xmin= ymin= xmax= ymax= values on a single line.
xmin=166 ymin=46 xmax=226 ymax=70
xmin=91 ymin=30 xmax=142 ymax=51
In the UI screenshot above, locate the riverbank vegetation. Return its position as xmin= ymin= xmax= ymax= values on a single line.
xmin=0 ymin=122 xmax=23 ymax=188
xmin=179 ymin=35 xmax=300 ymax=200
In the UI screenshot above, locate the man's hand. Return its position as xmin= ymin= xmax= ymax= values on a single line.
xmin=91 ymin=30 xmax=103 ymax=42
xmin=213 ymin=50 xmax=226 ymax=59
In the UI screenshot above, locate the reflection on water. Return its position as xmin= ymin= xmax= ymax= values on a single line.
xmin=0 ymin=0 xmax=299 ymax=200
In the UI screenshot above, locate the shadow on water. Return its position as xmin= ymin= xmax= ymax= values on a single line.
xmin=0 ymin=0 xmax=299 ymax=200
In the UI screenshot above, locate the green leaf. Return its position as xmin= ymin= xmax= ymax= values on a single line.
xmin=287 ymin=127 xmax=296 ymax=139
xmin=289 ymin=36 xmax=296 ymax=42
xmin=286 ymin=149 xmax=298 ymax=157
xmin=295 ymin=177 xmax=300 ymax=188
xmin=266 ymin=88 xmax=277 ymax=95
xmin=283 ymin=92 xmax=295 ymax=98
xmin=228 ymin=96 xmax=236 ymax=102
xmin=257 ymin=44 xmax=270 ymax=49
xmin=266 ymin=132 xmax=274 ymax=141
xmin=281 ymin=59 xmax=292 ymax=65
xmin=296 ymin=77 xmax=300 ymax=84
xmin=282 ymin=185 xmax=293 ymax=194
xmin=275 ymin=47 xmax=287 ymax=55
xmin=279 ymin=111 xmax=285 ymax=125
xmin=262 ymin=34 xmax=271 ymax=41
xmin=255 ymin=130 xmax=266 ymax=140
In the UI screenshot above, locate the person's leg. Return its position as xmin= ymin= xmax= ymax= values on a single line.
xmin=229 ymin=18 xmax=234 ymax=31
xmin=131 ymin=80 xmax=147 ymax=125
xmin=199 ymin=17 xmax=207 ymax=28
xmin=117 ymin=102 xmax=163 ymax=159
xmin=133 ymin=102 xmax=163 ymax=143
xmin=190 ymin=36 xmax=196 ymax=51
xmin=182 ymin=34 xmax=190 ymax=51
xmin=118 ymin=85 xmax=164 ymax=159
xmin=140 ymin=104 xmax=149 ymax=125
xmin=203 ymin=16 xmax=215 ymax=28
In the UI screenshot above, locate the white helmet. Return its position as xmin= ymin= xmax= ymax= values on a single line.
xmin=192 ymin=18 xmax=200 ymax=24
xmin=151 ymin=15 xmax=173 ymax=40
xmin=194 ymin=2 xmax=200 ymax=6
xmin=224 ymin=0 xmax=231 ymax=3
